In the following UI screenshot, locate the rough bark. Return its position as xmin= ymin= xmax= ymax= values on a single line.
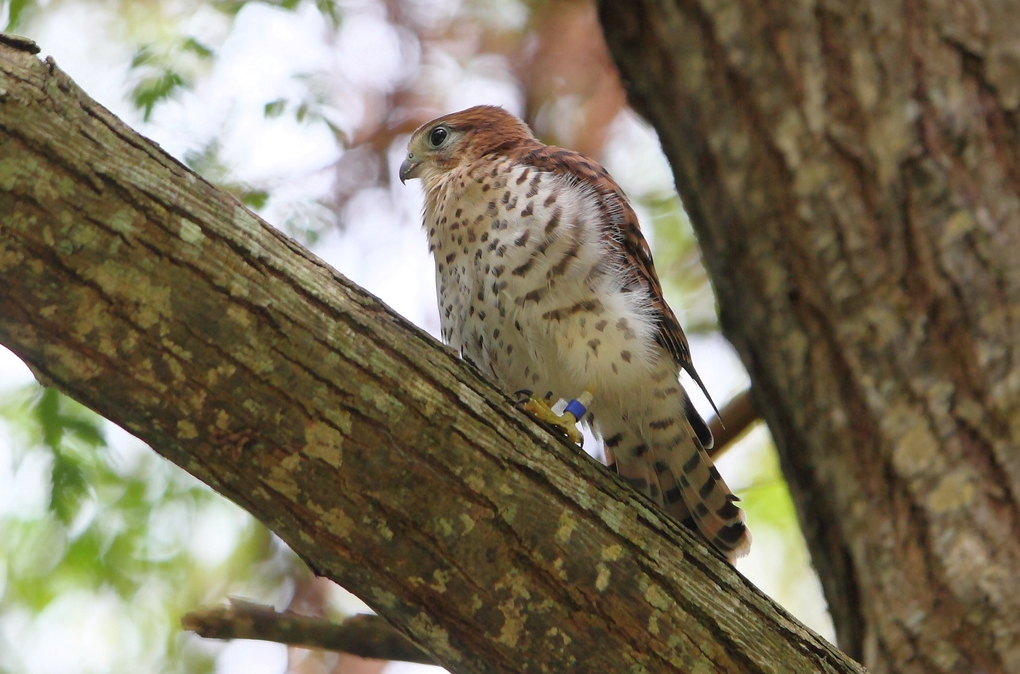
xmin=599 ymin=2 xmax=1020 ymax=673
xmin=0 ymin=38 xmax=863 ymax=674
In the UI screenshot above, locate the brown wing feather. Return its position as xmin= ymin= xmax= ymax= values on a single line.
xmin=514 ymin=144 xmax=721 ymax=432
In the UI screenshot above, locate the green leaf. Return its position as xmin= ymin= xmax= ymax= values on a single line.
xmin=26 ymin=387 xmax=105 ymax=452
xmin=3 ymin=0 xmax=32 ymax=31
xmin=61 ymin=417 xmax=105 ymax=448
xmin=316 ymin=0 xmax=342 ymax=28
xmin=182 ymin=37 xmax=214 ymax=59
xmin=130 ymin=45 xmax=155 ymax=68
xmin=50 ymin=451 xmax=90 ymax=524
xmin=34 ymin=386 xmax=63 ymax=449
xmin=239 ymin=189 xmax=270 ymax=209
xmin=132 ymin=70 xmax=186 ymax=121
xmin=264 ymin=97 xmax=287 ymax=118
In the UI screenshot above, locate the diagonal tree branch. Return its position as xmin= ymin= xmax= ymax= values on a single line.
xmin=0 ymin=37 xmax=863 ymax=674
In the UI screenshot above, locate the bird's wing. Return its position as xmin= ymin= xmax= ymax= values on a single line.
xmin=516 ymin=144 xmax=719 ymax=438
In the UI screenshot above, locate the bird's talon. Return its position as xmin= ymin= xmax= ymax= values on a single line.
xmin=513 ymin=389 xmax=534 ymax=406
xmin=517 ymin=393 xmax=584 ymax=446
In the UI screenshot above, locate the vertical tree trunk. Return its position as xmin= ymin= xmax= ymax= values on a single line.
xmin=599 ymin=2 xmax=1020 ymax=673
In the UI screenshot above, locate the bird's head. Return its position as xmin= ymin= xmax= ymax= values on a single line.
xmin=399 ymin=106 xmax=537 ymax=187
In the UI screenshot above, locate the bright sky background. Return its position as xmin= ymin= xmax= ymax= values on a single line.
xmin=0 ymin=1 xmax=835 ymax=672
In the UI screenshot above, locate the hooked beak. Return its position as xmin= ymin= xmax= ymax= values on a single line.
xmin=399 ymin=156 xmax=422 ymax=184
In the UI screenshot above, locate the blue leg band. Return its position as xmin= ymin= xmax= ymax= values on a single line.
xmin=564 ymin=398 xmax=588 ymax=420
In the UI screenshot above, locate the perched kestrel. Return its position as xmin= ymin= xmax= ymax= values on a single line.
xmin=400 ymin=106 xmax=749 ymax=561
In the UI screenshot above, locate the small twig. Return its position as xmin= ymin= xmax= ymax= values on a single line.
xmin=181 ymin=598 xmax=434 ymax=665
xmin=707 ymin=388 xmax=759 ymax=460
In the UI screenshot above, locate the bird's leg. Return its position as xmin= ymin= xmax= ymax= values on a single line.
xmin=513 ymin=389 xmax=594 ymax=447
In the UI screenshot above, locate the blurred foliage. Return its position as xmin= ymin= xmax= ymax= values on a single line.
xmin=731 ymin=427 xmax=833 ymax=634
xmin=130 ymin=38 xmax=212 ymax=121
xmin=1 ymin=0 xmax=29 ymax=30
xmin=184 ymin=140 xmax=271 ymax=209
xmin=643 ymin=191 xmax=718 ymax=333
xmin=212 ymin=0 xmax=339 ymax=23
xmin=0 ymin=385 xmax=302 ymax=673
xmin=0 ymin=0 xmax=833 ymax=671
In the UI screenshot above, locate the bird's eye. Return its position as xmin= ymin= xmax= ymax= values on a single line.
xmin=428 ymin=126 xmax=449 ymax=148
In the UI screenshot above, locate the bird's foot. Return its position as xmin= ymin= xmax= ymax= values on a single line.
xmin=513 ymin=389 xmax=592 ymax=447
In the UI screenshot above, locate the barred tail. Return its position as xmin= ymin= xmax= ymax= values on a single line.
xmin=602 ymin=410 xmax=750 ymax=562
xmin=669 ymin=442 xmax=750 ymax=561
